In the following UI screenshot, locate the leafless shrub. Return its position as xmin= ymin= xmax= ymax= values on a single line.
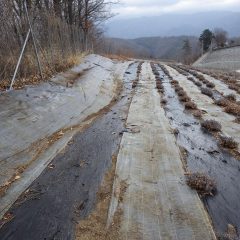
xmin=195 ymin=81 xmax=202 ymax=87
xmin=161 ymin=99 xmax=167 ymax=105
xmin=185 ymin=101 xmax=197 ymax=110
xmin=186 ymin=172 xmax=216 ymax=196
xmin=171 ymin=80 xmax=179 ymax=85
xmin=225 ymin=94 xmax=236 ymax=102
xmin=206 ymin=82 xmax=215 ymax=88
xmin=198 ymin=75 xmax=205 ymax=81
xmin=215 ymin=99 xmax=229 ymax=107
xmin=228 ymin=84 xmax=239 ymax=91
xmin=201 ymin=120 xmax=222 ymax=132
xmin=224 ymin=104 xmax=240 ymax=116
xmin=201 ymin=87 xmax=213 ymax=97
xmin=193 ymin=110 xmax=202 ymax=118
xmin=173 ymin=128 xmax=179 ymax=135
xmin=235 ymin=116 xmax=240 ymax=123
xmin=177 ymin=90 xmax=186 ymax=97
xmin=132 ymin=80 xmax=138 ymax=88
xmin=219 ymin=136 xmax=238 ymax=149
xmin=179 ymin=95 xmax=191 ymax=102
xmin=175 ymin=86 xmax=183 ymax=93
xmin=217 ymin=224 xmax=239 ymax=240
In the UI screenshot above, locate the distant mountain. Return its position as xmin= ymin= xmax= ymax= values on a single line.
xmin=104 ymin=36 xmax=199 ymax=60
xmin=106 ymin=12 xmax=240 ymax=39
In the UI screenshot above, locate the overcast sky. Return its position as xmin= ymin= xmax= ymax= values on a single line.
xmin=112 ymin=0 xmax=240 ymax=18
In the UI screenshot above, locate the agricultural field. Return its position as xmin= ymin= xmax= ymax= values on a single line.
xmin=0 ymin=55 xmax=239 ymax=240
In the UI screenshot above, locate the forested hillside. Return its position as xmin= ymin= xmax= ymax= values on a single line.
xmin=103 ymin=36 xmax=199 ymax=61
xmin=0 ymin=0 xmax=115 ymax=89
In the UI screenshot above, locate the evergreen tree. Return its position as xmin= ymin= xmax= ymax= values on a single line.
xmin=199 ymin=29 xmax=213 ymax=52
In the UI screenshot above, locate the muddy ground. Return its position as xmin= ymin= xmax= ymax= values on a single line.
xmin=0 ymin=62 xmax=138 ymax=240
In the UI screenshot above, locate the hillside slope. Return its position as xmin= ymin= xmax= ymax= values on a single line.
xmin=105 ymin=36 xmax=199 ymax=60
xmin=193 ymin=46 xmax=240 ymax=71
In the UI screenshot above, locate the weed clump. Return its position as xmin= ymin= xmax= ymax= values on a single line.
xmin=179 ymin=95 xmax=191 ymax=102
xmin=201 ymin=87 xmax=213 ymax=97
xmin=219 ymin=136 xmax=238 ymax=149
xmin=224 ymin=105 xmax=240 ymax=116
xmin=201 ymin=120 xmax=222 ymax=132
xmin=186 ymin=172 xmax=216 ymax=196
xmin=171 ymin=80 xmax=179 ymax=85
xmin=195 ymin=81 xmax=202 ymax=87
xmin=193 ymin=110 xmax=202 ymax=118
xmin=215 ymin=99 xmax=229 ymax=107
xmin=206 ymin=82 xmax=215 ymax=88
xmin=177 ymin=90 xmax=186 ymax=97
xmin=225 ymin=94 xmax=236 ymax=102
xmin=185 ymin=101 xmax=197 ymax=110
xmin=132 ymin=80 xmax=138 ymax=88
xmin=217 ymin=224 xmax=238 ymax=240
xmin=161 ymin=99 xmax=167 ymax=105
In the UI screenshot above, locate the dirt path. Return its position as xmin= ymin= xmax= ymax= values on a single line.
xmin=107 ymin=62 xmax=216 ymax=239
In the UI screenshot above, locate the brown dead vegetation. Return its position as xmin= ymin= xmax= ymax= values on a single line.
xmin=75 ymin=155 xmax=123 ymax=240
xmin=185 ymin=101 xmax=197 ymax=110
xmin=186 ymin=172 xmax=217 ymax=196
xmin=201 ymin=120 xmax=222 ymax=132
xmin=201 ymin=87 xmax=213 ymax=97
xmin=225 ymin=94 xmax=236 ymax=102
xmin=224 ymin=104 xmax=240 ymax=116
xmin=206 ymin=82 xmax=215 ymax=88
xmin=219 ymin=136 xmax=238 ymax=149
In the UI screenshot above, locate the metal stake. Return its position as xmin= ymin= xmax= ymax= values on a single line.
xmin=9 ymin=29 xmax=31 ymax=90
xmin=24 ymin=1 xmax=43 ymax=80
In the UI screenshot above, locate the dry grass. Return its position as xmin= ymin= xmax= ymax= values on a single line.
xmin=193 ymin=110 xmax=202 ymax=118
xmin=217 ymin=224 xmax=239 ymax=240
xmin=179 ymin=95 xmax=191 ymax=102
xmin=201 ymin=120 xmax=222 ymax=132
xmin=171 ymin=80 xmax=179 ymax=85
xmin=224 ymin=104 xmax=240 ymax=116
xmin=206 ymin=82 xmax=215 ymax=88
xmin=185 ymin=101 xmax=197 ymax=110
xmin=219 ymin=136 xmax=238 ymax=149
xmin=161 ymin=98 xmax=167 ymax=105
xmin=186 ymin=172 xmax=216 ymax=196
xmin=201 ymin=87 xmax=213 ymax=97
xmin=177 ymin=90 xmax=186 ymax=97
xmin=0 ymin=52 xmax=85 ymax=91
xmin=195 ymin=81 xmax=202 ymax=87
xmin=132 ymin=80 xmax=138 ymax=88
xmin=215 ymin=99 xmax=229 ymax=107
xmin=76 ymin=155 xmax=123 ymax=240
xmin=225 ymin=94 xmax=236 ymax=102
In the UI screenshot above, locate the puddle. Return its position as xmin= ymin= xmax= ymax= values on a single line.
xmin=156 ymin=64 xmax=240 ymax=234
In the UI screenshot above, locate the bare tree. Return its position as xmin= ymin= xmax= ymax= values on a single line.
xmin=214 ymin=28 xmax=228 ymax=48
xmin=0 ymin=0 xmax=118 ymax=88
